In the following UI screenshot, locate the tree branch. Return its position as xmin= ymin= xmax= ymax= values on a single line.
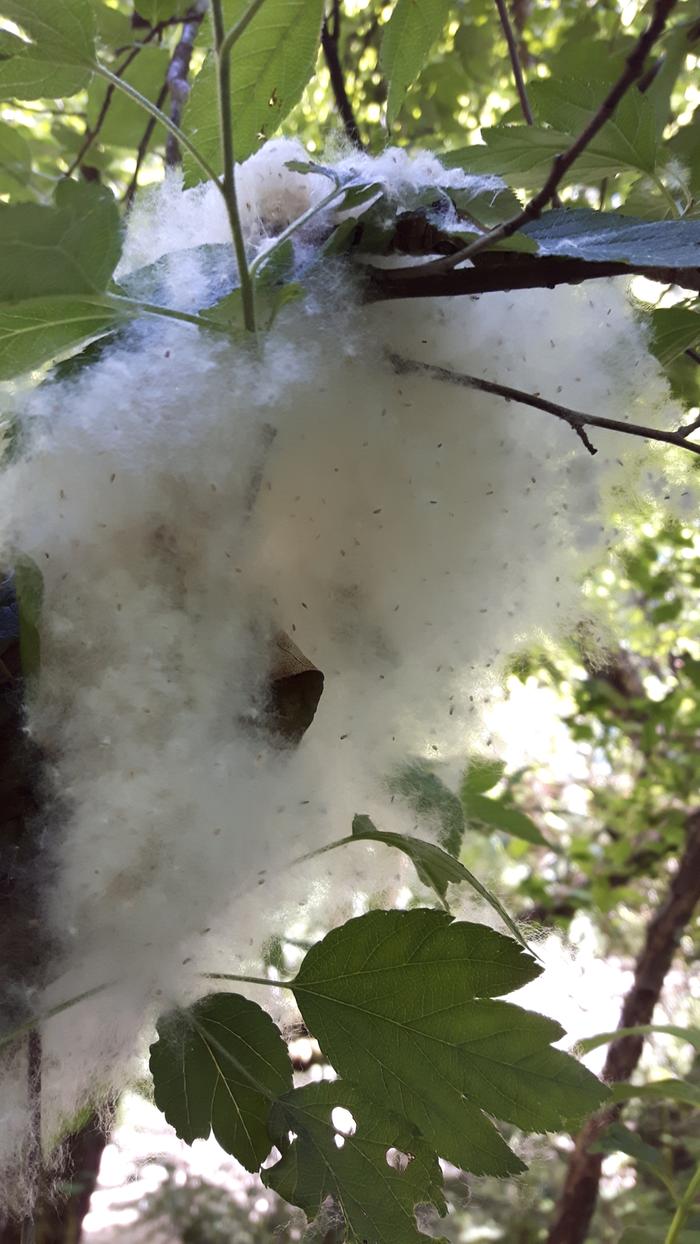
xmin=401 ymin=0 xmax=680 ymax=279
xmin=321 ymin=0 xmax=364 ymax=150
xmin=388 ymin=352 xmax=700 ymax=459
xmin=493 ymin=0 xmax=533 ymax=125
xmin=164 ymin=10 xmax=204 ymax=167
xmin=545 ymin=809 xmax=700 ymax=1244
xmin=123 ymin=79 xmax=169 ymax=206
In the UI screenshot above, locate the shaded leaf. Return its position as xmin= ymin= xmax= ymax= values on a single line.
xmin=610 ymin=1079 xmax=700 ymax=1107
xmin=349 ymin=813 xmax=529 ymax=949
xmin=14 ymin=556 xmax=43 ymax=677
xmin=390 ymin=760 xmax=464 ymax=855
xmin=149 ymin=992 xmax=293 ymax=1173
xmin=0 ymin=295 xmax=124 ymax=381
xmin=381 ymin=0 xmax=451 ymax=125
xmin=0 ymin=0 xmax=95 ymax=99
xmin=589 ymin=1121 xmax=663 ymax=1171
xmin=528 ymin=77 xmax=658 ymax=176
xmin=0 ymin=120 xmax=31 ymax=193
xmin=462 ymin=792 xmax=549 ymax=847
xmin=264 ymin=1081 xmax=448 ymax=1244
xmin=291 ymin=909 xmax=605 ymax=1175
xmin=522 ymin=208 xmax=700 ymax=270
xmin=649 ymin=305 xmax=700 ymax=367
xmin=86 ymin=46 xmax=170 ymax=149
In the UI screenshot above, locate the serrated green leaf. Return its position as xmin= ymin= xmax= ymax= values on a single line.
xmin=0 ymin=0 xmax=95 ymax=99
xmin=264 ymin=1081 xmax=448 ymax=1244
xmin=390 ymin=760 xmax=464 ymax=855
xmin=291 ymin=909 xmax=605 ymax=1175
xmin=149 ymin=992 xmax=293 ymax=1173
xmin=0 ymin=181 xmax=121 ymax=301
xmin=349 ymin=814 xmax=529 ymax=950
xmin=381 ymin=0 xmax=451 ymax=125
xmin=649 ymin=305 xmax=700 ymax=367
xmin=462 ymin=792 xmax=549 ymax=847
xmin=528 ymin=77 xmax=658 ymax=177
xmin=611 ymin=1079 xmax=700 ymax=1108
xmin=448 ymin=128 xmax=637 ymax=189
xmin=578 ymin=1023 xmax=700 ymax=1055
xmin=183 ymin=0 xmax=324 ymax=183
xmin=0 ymin=295 xmax=123 ymax=381
xmin=14 ymin=555 xmax=43 ymax=677
xmin=461 ymin=756 xmax=505 ymax=795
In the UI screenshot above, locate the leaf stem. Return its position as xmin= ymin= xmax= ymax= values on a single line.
xmin=101 ymin=292 xmax=236 ymax=334
xmin=203 ymin=971 xmax=294 ymax=990
xmin=664 ymin=1161 xmax=700 ymax=1244
xmin=210 ymin=0 xmax=257 ymax=335
xmin=93 ymin=62 xmax=220 ymax=188
xmin=0 ymin=981 xmax=114 ymax=1053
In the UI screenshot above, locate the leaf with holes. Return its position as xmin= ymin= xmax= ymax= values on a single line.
xmin=182 ymin=0 xmax=324 ymax=184
xmin=0 ymin=0 xmax=95 ymax=99
xmin=291 ymin=909 xmax=605 ymax=1175
xmin=149 ymin=992 xmax=293 ymax=1173
xmin=264 ymin=1081 xmax=448 ymax=1244
xmin=381 ymin=0 xmax=451 ymax=125
xmin=349 ymin=814 xmax=528 ymax=949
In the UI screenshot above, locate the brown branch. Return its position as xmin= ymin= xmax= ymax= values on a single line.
xmin=165 ymin=10 xmax=204 ymax=166
xmin=388 ymin=352 xmax=700 ymax=459
xmin=493 ymin=0 xmax=533 ymax=124
xmin=321 ymin=0 xmax=364 ymax=150
xmin=545 ymin=809 xmax=700 ymax=1244
xmin=402 ymin=0 xmax=679 ymax=279
xmin=123 ymin=79 xmax=169 ymax=206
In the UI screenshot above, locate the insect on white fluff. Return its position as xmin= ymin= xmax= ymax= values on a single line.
xmin=0 ymin=138 xmax=692 ymax=1213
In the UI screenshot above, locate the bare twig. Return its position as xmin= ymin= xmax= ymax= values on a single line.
xmin=493 ymin=0 xmax=533 ymax=124
xmin=388 ymin=352 xmax=700 ymax=459
xmin=545 ymin=810 xmax=700 ymax=1244
xmin=677 ymin=410 xmax=700 ymax=438
xmin=321 ymin=0 xmax=364 ymax=150
xmin=164 ymin=10 xmax=204 ymax=166
xmin=123 ymin=79 xmax=169 ymax=206
xmin=403 ymin=0 xmax=679 ymax=279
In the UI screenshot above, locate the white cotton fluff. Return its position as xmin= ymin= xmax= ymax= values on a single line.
xmin=0 ymin=139 xmax=693 ymax=1211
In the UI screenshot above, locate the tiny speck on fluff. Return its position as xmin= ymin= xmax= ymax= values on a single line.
xmin=0 ymin=139 xmax=692 ymax=1212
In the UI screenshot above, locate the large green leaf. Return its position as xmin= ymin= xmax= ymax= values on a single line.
xmin=183 ymin=0 xmax=324 ymax=183
xmin=149 ymin=992 xmax=293 ymax=1173
xmin=450 ymin=128 xmax=647 ymax=189
xmin=264 ymin=1081 xmax=448 ymax=1244
xmin=0 ymin=181 xmax=121 ymax=302
xmin=0 ymin=0 xmax=95 ymax=99
xmin=0 ymin=295 xmax=123 ymax=380
xmin=381 ymin=0 xmax=451 ymax=125
xmin=349 ymin=814 xmax=529 ymax=949
xmin=291 ymin=909 xmax=605 ymax=1175
xmin=522 ymin=209 xmax=700 ymax=270
xmin=390 ymin=760 xmax=464 ymax=855
xmin=528 ymin=77 xmax=658 ymax=177
xmin=134 ymin=0 xmax=182 ymax=21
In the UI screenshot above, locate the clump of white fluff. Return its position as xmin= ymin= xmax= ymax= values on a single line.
xmin=0 ymin=139 xmax=691 ymax=1212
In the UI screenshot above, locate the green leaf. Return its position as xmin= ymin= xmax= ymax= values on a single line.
xmin=0 ymin=295 xmax=123 ymax=381
xmin=86 ymin=46 xmax=170 ymax=148
xmin=619 ymin=1232 xmax=698 ymax=1244
xmin=134 ymin=0 xmax=181 ymax=22
xmin=264 ymin=1081 xmax=448 ymax=1244
xmin=649 ymin=305 xmax=700 ymax=367
xmin=610 ymin=1079 xmax=700 ymax=1108
xmin=0 ymin=120 xmax=30 ymax=193
xmin=528 ymin=77 xmax=658 ymax=177
xmin=14 ymin=555 xmax=43 ymax=677
xmin=349 ymin=813 xmax=529 ymax=950
xmin=461 ymin=756 xmax=505 ymax=795
xmin=0 ymin=181 xmax=121 ymax=301
xmin=381 ymin=0 xmax=451 ymax=125
xmin=451 ymin=128 xmax=643 ymax=189
xmin=462 ymin=792 xmax=549 ymax=847
xmin=578 ymin=1024 xmax=700 ymax=1056
xmin=522 ymin=209 xmax=700 ymax=270
xmin=589 ymin=1121 xmax=663 ymax=1171
xmin=0 ymin=0 xmax=95 ymax=99
xmin=291 ymin=909 xmax=605 ymax=1175
xmin=149 ymin=992 xmax=293 ymax=1173
xmin=390 ymin=760 xmax=464 ymax=855
xmin=183 ymin=0 xmax=324 ymax=183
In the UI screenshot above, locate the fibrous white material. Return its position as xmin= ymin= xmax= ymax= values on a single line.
xmin=0 ymin=140 xmax=690 ymax=1209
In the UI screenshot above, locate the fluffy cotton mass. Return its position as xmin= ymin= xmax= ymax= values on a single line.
xmin=0 ymin=140 xmax=690 ymax=1208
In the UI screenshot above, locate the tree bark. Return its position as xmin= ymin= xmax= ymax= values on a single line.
xmin=545 ymin=808 xmax=700 ymax=1244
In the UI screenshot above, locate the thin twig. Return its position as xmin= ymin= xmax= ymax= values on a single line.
xmin=404 ymin=0 xmax=679 ymax=279
xmin=165 ymin=10 xmax=204 ymax=166
xmin=493 ymin=0 xmax=533 ymax=124
xmin=388 ymin=352 xmax=700 ymax=459
xmin=676 ymin=410 xmax=700 ymax=438
xmin=123 ymin=79 xmax=169 ymax=206
xmin=321 ymin=0 xmax=364 ymax=150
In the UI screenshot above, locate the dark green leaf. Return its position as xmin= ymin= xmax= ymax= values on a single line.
xmin=291 ymin=909 xmax=605 ymax=1175
xmin=522 ymin=209 xmax=700 ymax=270
xmin=349 ymin=813 xmax=529 ymax=949
xmin=264 ymin=1081 xmax=448 ymax=1244
xmin=0 ymin=120 xmax=31 ymax=193
xmin=589 ymin=1121 xmax=663 ymax=1171
xmin=390 ymin=760 xmax=464 ymax=855
xmin=462 ymin=792 xmax=549 ymax=847
xmin=381 ymin=0 xmax=451 ymax=125
xmin=0 ymin=181 xmax=121 ymax=301
xmin=0 ymin=295 xmax=124 ymax=381
xmin=183 ymin=0 xmax=324 ymax=182
xmin=149 ymin=992 xmax=293 ymax=1173
xmin=14 ymin=555 xmax=43 ymax=677
xmin=0 ymin=0 xmax=95 ymax=99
